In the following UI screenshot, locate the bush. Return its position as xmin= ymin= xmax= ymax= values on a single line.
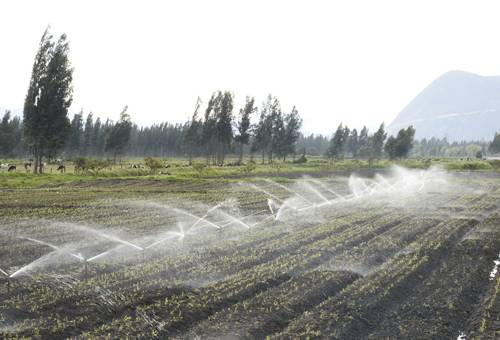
xmin=294 ymin=154 xmax=307 ymax=164
xmin=74 ymin=157 xmax=111 ymax=174
xmin=73 ymin=157 xmax=87 ymax=173
xmin=144 ymin=157 xmax=165 ymax=173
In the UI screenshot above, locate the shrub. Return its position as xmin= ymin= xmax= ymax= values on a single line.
xmin=74 ymin=157 xmax=111 ymax=174
xmin=73 ymin=157 xmax=88 ymax=173
xmin=144 ymin=157 xmax=165 ymax=173
xmin=294 ymin=154 xmax=307 ymax=164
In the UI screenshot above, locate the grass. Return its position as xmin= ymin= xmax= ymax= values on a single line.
xmin=0 ymin=156 xmax=498 ymax=189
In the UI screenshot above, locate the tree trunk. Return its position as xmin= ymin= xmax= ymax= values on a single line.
xmin=38 ymin=154 xmax=43 ymax=174
xmin=238 ymin=143 xmax=244 ymax=164
xmin=221 ymin=144 xmax=225 ymax=165
xmin=33 ymin=149 xmax=39 ymax=174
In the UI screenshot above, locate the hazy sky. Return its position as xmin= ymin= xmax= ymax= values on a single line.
xmin=1 ymin=0 xmax=500 ymax=135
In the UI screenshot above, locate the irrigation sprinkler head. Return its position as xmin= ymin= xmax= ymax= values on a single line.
xmin=70 ymin=253 xmax=85 ymax=262
xmin=9 ymin=268 xmax=25 ymax=278
xmin=175 ymin=223 xmax=185 ymax=241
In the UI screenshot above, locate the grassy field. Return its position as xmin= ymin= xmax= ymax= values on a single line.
xmin=0 ymin=157 xmax=499 ymax=189
xmin=0 ymin=161 xmax=499 ymax=339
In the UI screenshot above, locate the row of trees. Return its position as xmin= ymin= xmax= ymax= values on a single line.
xmin=184 ymin=93 xmax=302 ymax=165
xmin=410 ymin=138 xmax=491 ymax=158
xmin=324 ymin=123 xmax=415 ymax=161
xmin=67 ymin=107 xmax=132 ymax=159
xmin=296 ymin=132 xmax=496 ymax=159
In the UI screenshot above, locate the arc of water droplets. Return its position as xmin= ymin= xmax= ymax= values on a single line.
xmin=86 ymin=249 xmax=114 ymax=262
xmin=245 ymin=183 xmax=283 ymax=202
xmin=21 ymin=237 xmax=85 ymax=261
xmin=263 ymin=178 xmax=313 ymax=204
xmin=0 ymin=267 xmax=8 ymax=276
xmin=305 ymin=176 xmax=347 ymax=201
xmin=190 ymin=202 xmax=225 ymax=229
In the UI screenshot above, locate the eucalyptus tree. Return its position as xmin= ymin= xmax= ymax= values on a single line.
xmin=370 ymin=123 xmax=387 ymax=162
xmin=252 ymin=95 xmax=273 ymax=163
xmin=235 ymin=96 xmax=256 ymax=163
xmin=23 ymin=28 xmax=73 ymax=172
xmin=83 ymin=112 xmax=94 ymax=155
xmin=68 ymin=110 xmax=83 ymax=156
xmin=0 ymin=111 xmax=16 ymax=157
xmin=385 ymin=126 xmax=416 ymax=159
xmin=215 ymin=91 xmax=234 ymax=165
xmin=105 ymin=106 xmax=132 ymax=161
xmin=347 ymin=128 xmax=359 ymax=158
xmin=185 ymin=97 xmax=203 ymax=165
xmin=327 ymin=123 xmax=347 ymax=160
xmin=282 ymin=106 xmax=302 ymax=161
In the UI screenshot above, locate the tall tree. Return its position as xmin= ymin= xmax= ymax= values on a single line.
xmin=347 ymin=128 xmax=359 ymax=158
xmin=327 ymin=123 xmax=347 ymax=160
xmin=368 ymin=123 xmax=387 ymax=163
xmin=215 ymin=91 xmax=233 ymax=165
xmin=83 ymin=112 xmax=94 ymax=155
xmin=92 ymin=117 xmax=104 ymax=156
xmin=282 ymin=106 xmax=302 ymax=161
xmin=23 ymin=29 xmax=73 ymax=172
xmin=105 ymin=106 xmax=132 ymax=161
xmin=385 ymin=126 xmax=415 ymax=159
xmin=358 ymin=126 xmax=370 ymax=159
xmin=202 ymin=92 xmax=220 ymax=165
xmin=0 ymin=111 xmax=16 ymax=157
xmin=252 ymin=95 xmax=273 ymax=163
xmin=235 ymin=96 xmax=256 ymax=163
xmin=184 ymin=97 xmax=202 ymax=165
xmin=489 ymin=132 xmax=500 ymax=154
xmin=270 ymin=98 xmax=285 ymax=163
xmin=68 ymin=110 xmax=83 ymax=156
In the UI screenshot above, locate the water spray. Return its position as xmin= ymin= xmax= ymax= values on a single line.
xmin=304 ymin=176 xmax=347 ymax=201
xmin=20 ymin=237 xmax=85 ymax=261
xmin=0 ymin=267 xmax=10 ymax=292
xmin=263 ymin=178 xmax=313 ymax=204
xmin=191 ymin=202 xmax=225 ymax=229
xmin=246 ymin=183 xmax=283 ymax=202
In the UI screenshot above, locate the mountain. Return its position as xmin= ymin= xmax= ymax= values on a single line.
xmin=387 ymin=70 xmax=500 ymax=141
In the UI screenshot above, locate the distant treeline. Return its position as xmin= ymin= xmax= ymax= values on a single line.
xmin=298 ymin=133 xmax=493 ymax=159
xmin=2 ymin=105 xmax=493 ymax=163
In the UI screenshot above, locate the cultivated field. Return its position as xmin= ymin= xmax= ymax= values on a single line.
xmin=0 ymin=166 xmax=499 ymax=339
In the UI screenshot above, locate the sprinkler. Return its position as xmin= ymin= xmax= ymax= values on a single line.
xmin=0 ymin=267 xmax=10 ymax=292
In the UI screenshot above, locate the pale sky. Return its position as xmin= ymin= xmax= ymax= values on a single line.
xmin=1 ymin=0 xmax=500 ymax=135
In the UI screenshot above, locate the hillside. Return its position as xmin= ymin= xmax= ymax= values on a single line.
xmin=388 ymin=70 xmax=500 ymax=141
